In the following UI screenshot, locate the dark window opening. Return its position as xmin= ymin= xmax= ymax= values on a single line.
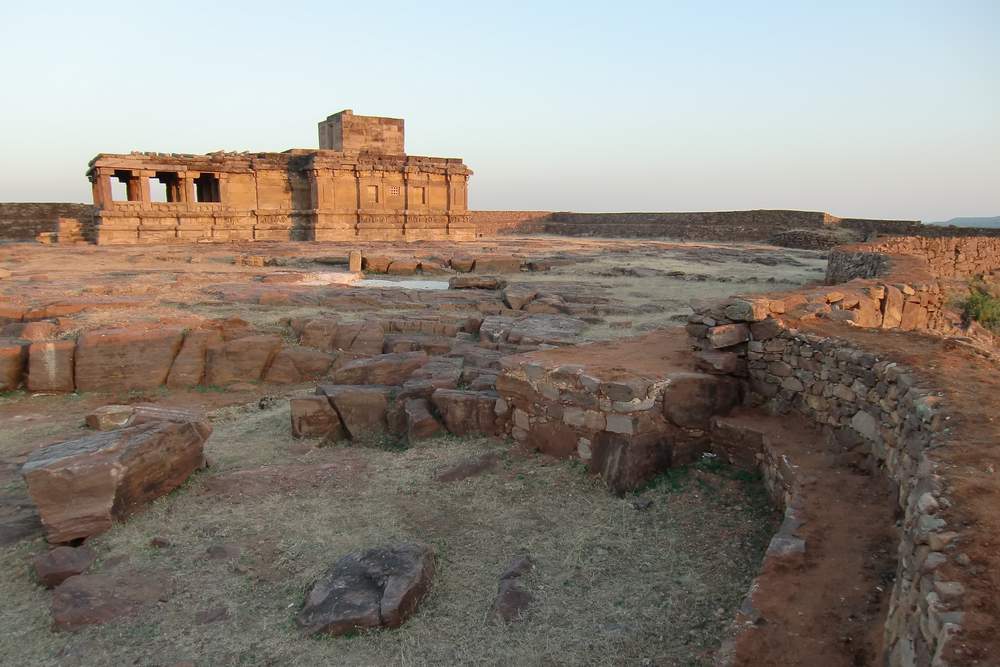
xmin=152 ymin=171 xmax=182 ymax=203
xmin=112 ymin=169 xmax=136 ymax=201
xmin=194 ymin=174 xmax=221 ymax=203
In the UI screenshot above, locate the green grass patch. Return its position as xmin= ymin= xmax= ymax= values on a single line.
xmin=960 ymin=282 xmax=1000 ymax=330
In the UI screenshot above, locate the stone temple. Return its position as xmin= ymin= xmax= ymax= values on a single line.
xmin=85 ymin=110 xmax=473 ymax=244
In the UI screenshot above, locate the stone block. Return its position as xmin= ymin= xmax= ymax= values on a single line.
xmin=317 ymin=385 xmax=393 ymax=439
xmin=27 ymin=340 xmax=76 ymax=392
xmin=662 ymin=372 xmax=742 ymax=429
xmin=707 ymin=324 xmax=750 ymax=349
xmin=0 ymin=339 xmax=29 ymax=391
xmin=290 ymin=396 xmax=345 ymax=439
xmin=22 ymin=418 xmax=211 ymax=543
xmin=331 ymin=352 xmax=428 ymax=386
xmin=75 ymin=327 xmax=184 ymax=392
xmin=431 ymin=389 xmax=499 ymax=436
xmin=204 ymin=334 xmax=283 ymax=385
xmin=166 ymin=329 xmax=223 ymax=388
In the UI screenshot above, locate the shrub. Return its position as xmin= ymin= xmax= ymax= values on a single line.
xmin=961 ymin=283 xmax=1000 ymax=329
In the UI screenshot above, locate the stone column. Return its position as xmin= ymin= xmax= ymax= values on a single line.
xmin=91 ymin=168 xmax=113 ymax=209
xmin=137 ymin=170 xmax=153 ymax=205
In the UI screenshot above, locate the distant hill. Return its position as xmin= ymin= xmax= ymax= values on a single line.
xmin=929 ymin=216 xmax=1000 ymax=228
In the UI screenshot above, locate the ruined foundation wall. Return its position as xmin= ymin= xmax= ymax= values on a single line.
xmin=686 ymin=235 xmax=1000 ymax=665
xmin=0 ymin=203 xmax=94 ymax=241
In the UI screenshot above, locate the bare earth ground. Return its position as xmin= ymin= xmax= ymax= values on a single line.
xmin=0 ymin=391 xmax=776 ymax=666
xmin=0 ymin=238 xmax=827 ymax=666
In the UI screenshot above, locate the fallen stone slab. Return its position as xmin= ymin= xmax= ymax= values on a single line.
xmin=165 ymin=328 xmax=222 ymax=388
xmin=297 ymin=543 xmax=435 ymax=637
xmin=85 ymin=405 xmax=135 ymax=431
xmin=22 ymin=418 xmax=211 ymax=543
xmin=33 ymin=545 xmax=96 ymax=588
xmin=51 ymin=572 xmax=172 ymax=631
xmin=502 ymin=286 xmax=538 ymax=310
xmin=506 ymin=314 xmax=587 ymax=346
xmin=331 ymin=351 xmax=428 ymax=386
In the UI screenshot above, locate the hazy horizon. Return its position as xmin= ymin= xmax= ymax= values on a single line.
xmin=1 ymin=1 xmax=996 ymax=222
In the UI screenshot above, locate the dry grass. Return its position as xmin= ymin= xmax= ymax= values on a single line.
xmin=0 ymin=396 xmax=777 ymax=667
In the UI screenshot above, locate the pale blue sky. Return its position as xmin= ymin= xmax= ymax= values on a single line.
xmin=1 ymin=1 xmax=997 ymax=221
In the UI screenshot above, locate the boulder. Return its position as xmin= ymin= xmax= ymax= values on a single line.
xmin=297 ymin=543 xmax=435 ymax=636
xmin=449 ymin=275 xmax=507 ymax=290
xmin=22 ymin=418 xmax=211 ymax=543
xmin=166 ymin=328 xmax=222 ymax=387
xmin=0 ymin=339 xmax=28 ymax=391
xmin=331 ymin=351 xmax=428 ymax=386
xmin=51 ymin=572 xmax=172 ymax=631
xmin=590 ymin=432 xmax=673 ymax=494
xmin=290 ymin=396 xmax=346 ymax=440
xmin=264 ymin=347 xmax=334 ymax=384
xmin=298 ymin=318 xmax=342 ymax=351
xmin=473 ymin=256 xmax=523 ymax=273
xmin=204 ymin=334 xmax=282 ymax=385
xmin=693 ymin=351 xmax=747 ymax=376
xmin=27 ymin=340 xmax=76 ymax=392
xmin=431 ymin=389 xmax=499 ymax=436
xmin=74 ymin=327 xmax=184 ymax=392
xmin=881 ymin=285 xmax=904 ymax=329
xmin=403 ymin=398 xmax=442 ymax=441
xmin=33 ymin=545 xmax=96 ymax=588
xmin=317 ymin=385 xmax=393 ymax=439
xmin=662 ymin=372 xmax=742 ymax=429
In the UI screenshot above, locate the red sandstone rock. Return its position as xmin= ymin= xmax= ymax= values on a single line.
xmin=290 ymin=396 xmax=346 ymax=439
xmin=166 ymin=328 xmax=222 ymax=387
xmin=449 ymin=275 xmax=507 ymax=290
xmin=707 ymin=324 xmax=750 ymax=349
xmin=431 ymin=389 xmax=499 ymax=436
xmin=363 ymin=256 xmax=392 ymax=273
xmin=75 ymin=327 xmax=185 ymax=392
xmin=331 ymin=351 xmax=428 ymax=385
xmin=404 ymin=398 xmax=442 ymax=441
xmin=51 ymin=572 xmax=172 ymax=631
xmin=387 ymin=260 xmax=419 ymax=275
xmin=22 ymin=419 xmax=211 ymax=543
xmin=590 ymin=432 xmax=675 ymax=494
xmin=297 ymin=543 xmax=434 ymax=637
xmin=662 ymin=372 xmax=743 ymax=429
xmin=502 ymin=286 xmax=538 ymax=310
xmin=85 ymin=405 xmax=135 ymax=430
xmin=33 ymin=545 xmax=96 ymax=588
xmin=264 ymin=347 xmax=334 ymax=383
xmin=27 ymin=340 xmax=76 ymax=392
xmin=318 ymin=385 xmax=393 ymax=439
xmin=204 ymin=334 xmax=282 ymax=385
xmin=881 ymin=285 xmax=904 ymax=329
xmin=0 ymin=339 xmax=28 ymax=391
xmin=450 ymin=256 xmax=475 ymax=272
xmin=473 ymin=256 xmax=523 ymax=273
xmin=694 ymin=350 xmax=747 ymax=376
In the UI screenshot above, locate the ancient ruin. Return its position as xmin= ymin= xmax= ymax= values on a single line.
xmin=0 ymin=112 xmax=998 ymax=667
xmin=83 ymin=110 xmax=473 ymax=244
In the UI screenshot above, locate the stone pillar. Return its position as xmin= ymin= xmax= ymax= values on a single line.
xmin=179 ymin=173 xmax=194 ymax=205
xmin=349 ymin=250 xmax=362 ymax=272
xmin=91 ymin=168 xmax=113 ymax=209
xmin=137 ymin=170 xmax=153 ymax=205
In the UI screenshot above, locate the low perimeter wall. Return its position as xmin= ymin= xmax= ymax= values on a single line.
xmin=0 ymin=203 xmax=94 ymax=241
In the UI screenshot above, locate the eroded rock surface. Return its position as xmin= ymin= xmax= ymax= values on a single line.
xmin=297 ymin=543 xmax=434 ymax=637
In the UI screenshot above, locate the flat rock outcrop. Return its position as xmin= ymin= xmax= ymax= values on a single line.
xmin=331 ymin=351 xmax=428 ymax=386
xmin=317 ymin=385 xmax=394 ymax=439
xmin=51 ymin=572 xmax=173 ymax=631
xmin=297 ymin=543 xmax=435 ymax=637
xmin=74 ymin=327 xmax=184 ymax=392
xmin=431 ymin=389 xmax=500 ymax=436
xmin=33 ymin=545 xmax=96 ymax=588
xmin=22 ymin=418 xmax=211 ymax=543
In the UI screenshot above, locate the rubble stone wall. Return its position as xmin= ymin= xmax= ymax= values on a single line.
xmin=685 ymin=234 xmax=1000 ymax=665
xmin=0 ymin=203 xmax=94 ymax=241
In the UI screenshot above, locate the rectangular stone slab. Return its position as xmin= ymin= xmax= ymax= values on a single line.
xmin=22 ymin=419 xmax=210 ymax=544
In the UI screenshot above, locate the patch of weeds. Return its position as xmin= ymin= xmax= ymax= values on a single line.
xmin=0 ymin=389 xmax=27 ymax=400
xmin=960 ymin=281 xmax=1000 ymax=330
